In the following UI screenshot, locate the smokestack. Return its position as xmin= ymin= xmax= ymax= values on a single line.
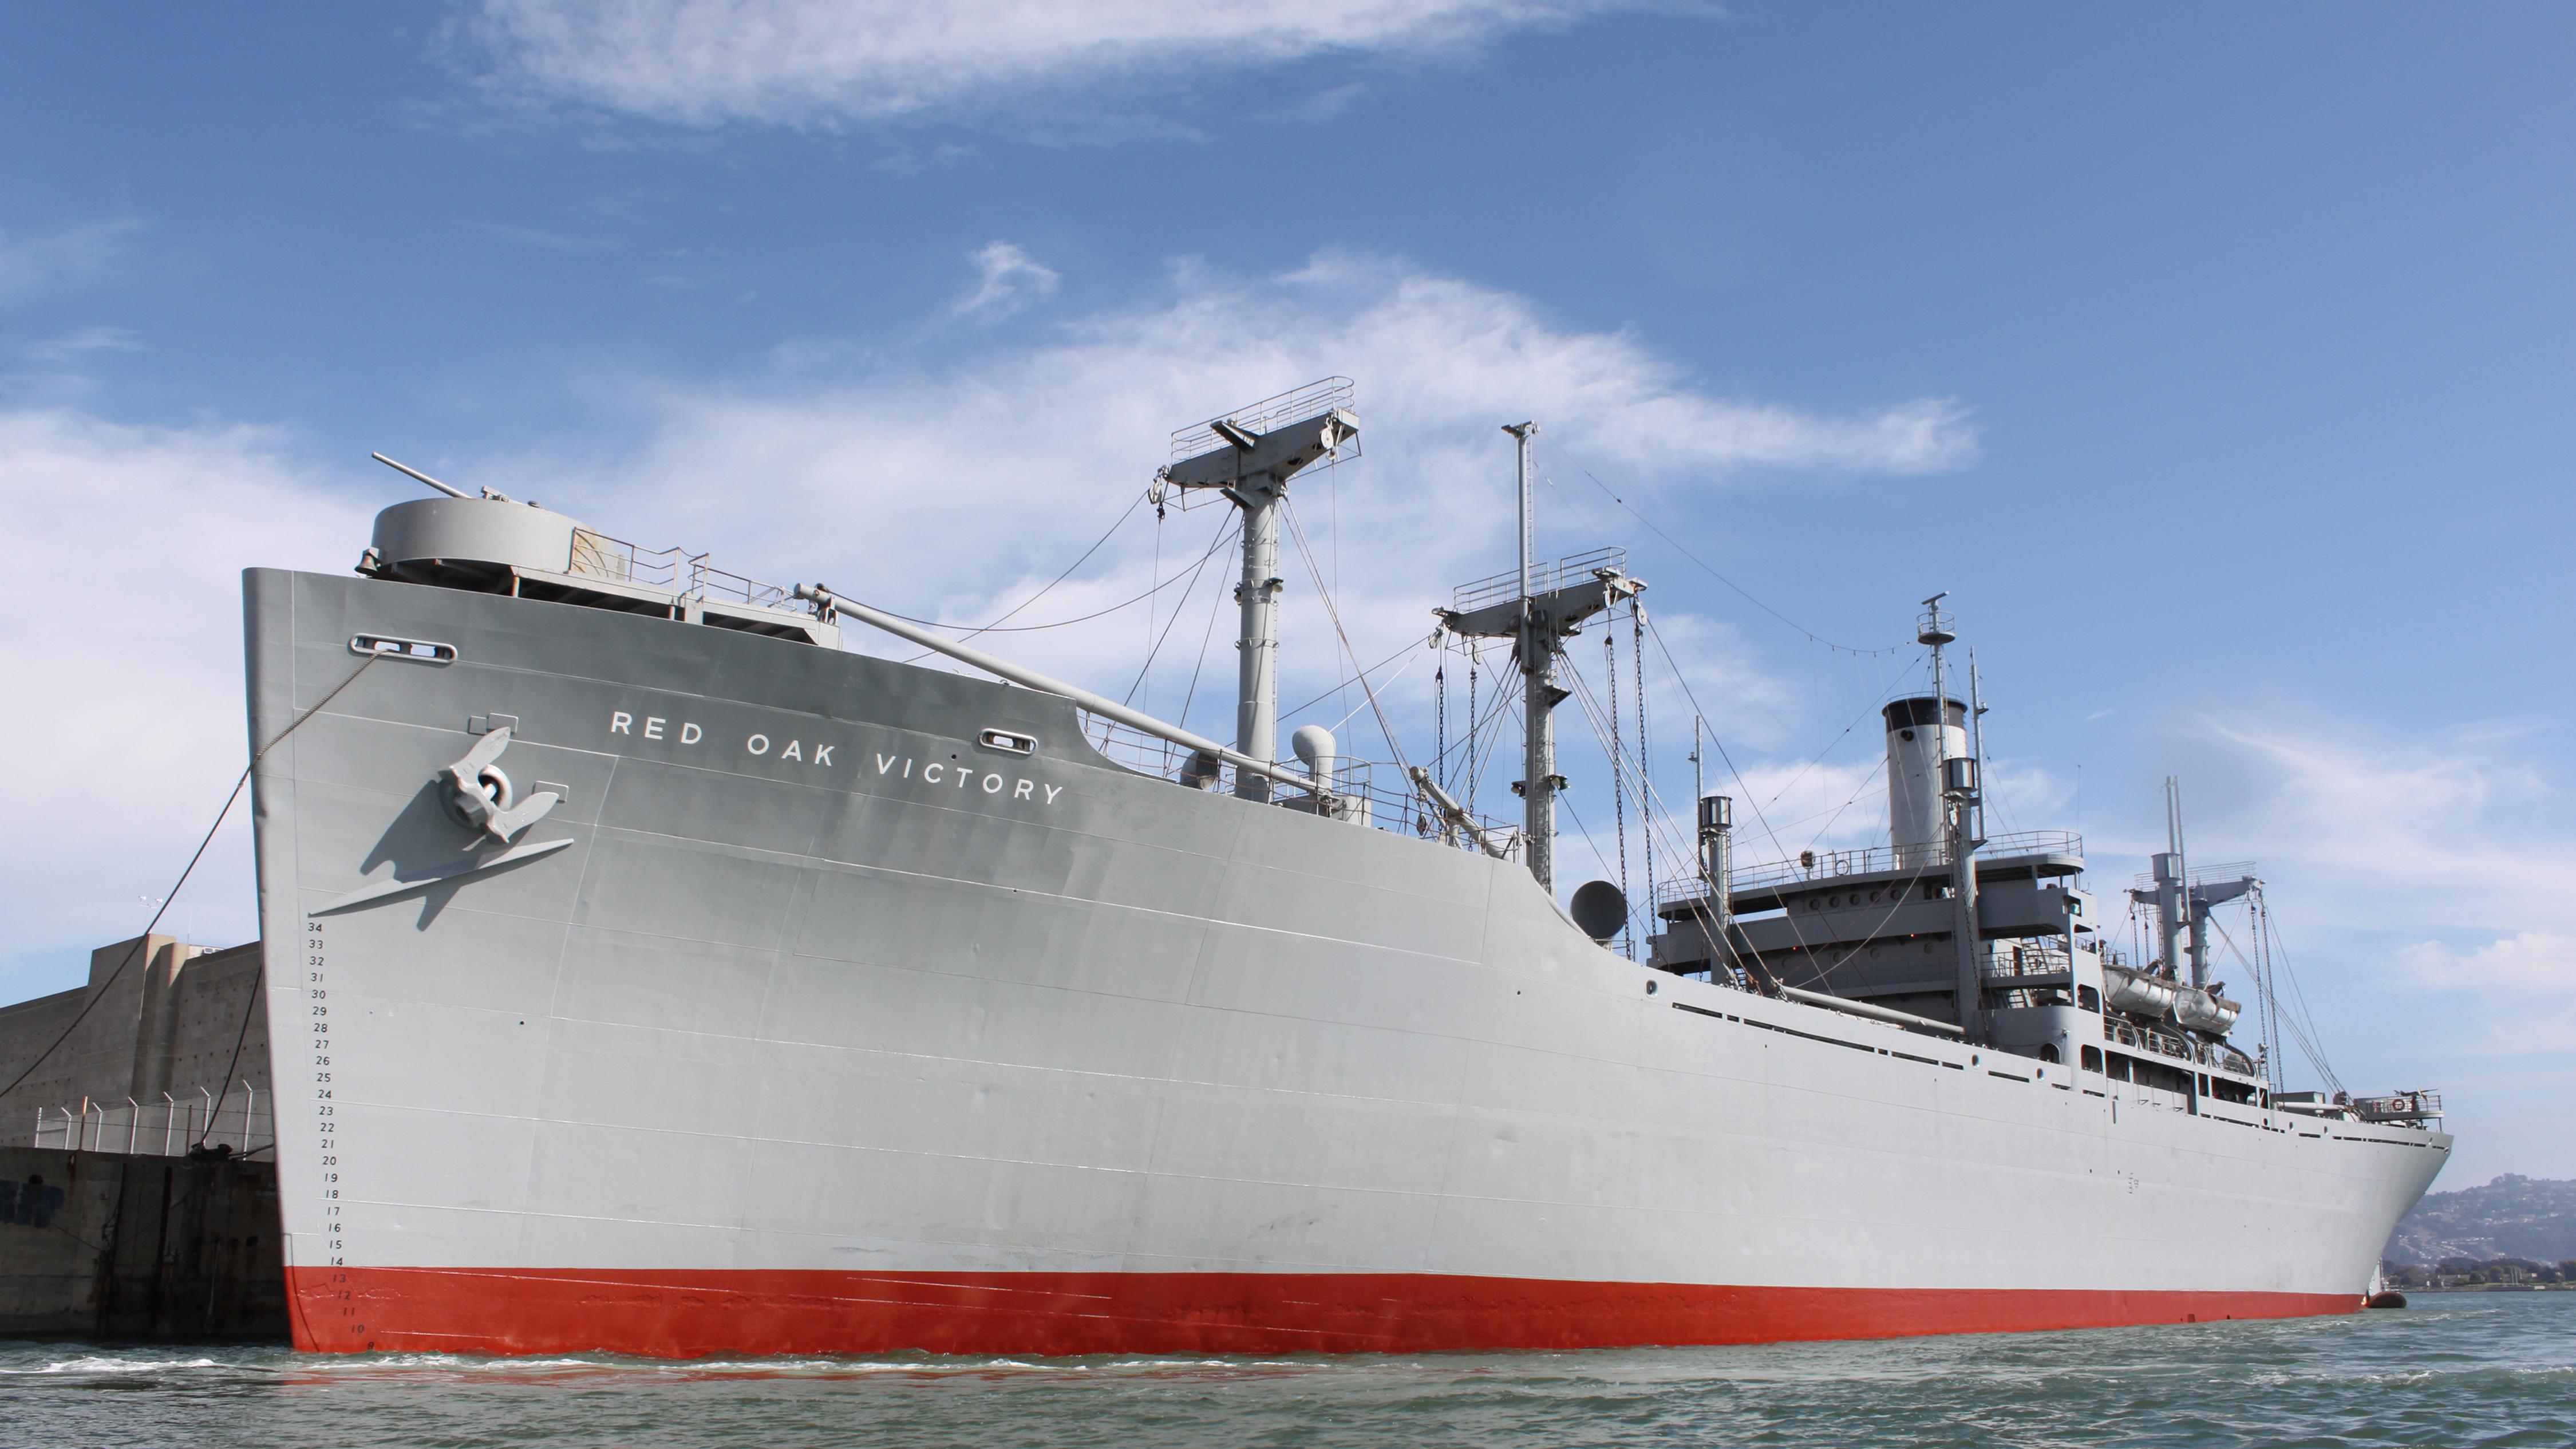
xmin=1882 ymin=697 xmax=1967 ymax=870
xmin=1699 ymin=793 xmax=1733 ymax=973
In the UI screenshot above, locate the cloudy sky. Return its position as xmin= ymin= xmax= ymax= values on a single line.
xmin=4 ymin=3 xmax=2571 ymax=1180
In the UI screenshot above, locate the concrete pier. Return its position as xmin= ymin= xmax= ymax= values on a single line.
xmin=0 ymin=1146 xmax=286 ymax=1341
xmin=1 ymin=934 xmax=285 ymax=1340
xmin=0 ymin=935 xmax=270 ymax=1138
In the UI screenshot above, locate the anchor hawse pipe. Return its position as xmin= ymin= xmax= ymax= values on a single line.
xmin=791 ymin=583 xmax=1323 ymax=797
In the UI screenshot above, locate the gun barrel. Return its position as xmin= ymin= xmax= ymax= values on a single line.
xmin=372 ymin=452 xmax=472 ymax=500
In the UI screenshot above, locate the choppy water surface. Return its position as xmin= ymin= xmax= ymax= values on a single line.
xmin=3 ymin=1293 xmax=2568 ymax=1448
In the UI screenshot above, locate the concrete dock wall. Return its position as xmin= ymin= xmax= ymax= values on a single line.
xmin=0 ymin=1146 xmax=286 ymax=1341
xmin=0 ymin=935 xmax=270 ymax=1151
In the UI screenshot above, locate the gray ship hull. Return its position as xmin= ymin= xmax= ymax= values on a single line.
xmin=246 ymin=567 xmax=2449 ymax=1356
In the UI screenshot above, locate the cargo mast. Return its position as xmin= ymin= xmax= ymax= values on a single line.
xmin=1158 ymin=381 xmax=1360 ymax=802
xmin=1436 ymin=424 xmax=1641 ymax=895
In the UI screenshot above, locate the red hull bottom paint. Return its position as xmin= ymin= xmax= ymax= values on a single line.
xmin=286 ymin=1269 xmax=2360 ymax=1357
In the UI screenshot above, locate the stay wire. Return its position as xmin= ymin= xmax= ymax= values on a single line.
xmin=1634 ymin=605 xmax=1654 ymax=935
xmin=1281 ymin=499 xmax=1414 ymax=776
xmin=1121 ymin=512 xmax=1239 ymax=708
xmin=199 ymin=955 xmax=267 ymax=1155
xmin=1545 ymin=443 xmax=1906 ymax=657
xmin=894 ymin=511 xmax=1235 ymax=638
xmin=1556 ymin=654 xmax=1698 ymax=946
xmin=1176 ymin=544 xmax=1232 ymax=735
xmin=896 ymin=489 xmax=1148 ymax=662
xmin=1281 ymin=635 xmax=1424 ymax=723
xmin=1433 ymin=646 xmax=1523 ymax=777
xmin=0 ymin=649 xmax=386 ymax=1108
xmin=1626 ymin=620 xmax=1894 ymax=988
xmin=1606 ymin=625 xmax=1630 ymax=956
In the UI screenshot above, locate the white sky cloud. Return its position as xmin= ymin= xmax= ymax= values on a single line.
xmin=0 ymin=218 xmax=145 ymax=299
xmin=2170 ymin=709 xmax=2576 ymax=1064
xmin=2190 ymin=712 xmax=2571 ymax=933
xmin=951 ymin=241 xmax=1058 ymax=320
xmin=0 ymin=410 xmax=369 ymax=993
xmin=479 ymin=250 xmax=1969 ymax=747
xmin=2400 ymin=934 xmax=2576 ymax=1057
xmin=23 ymin=326 xmax=144 ymax=363
xmin=473 ymin=0 xmax=1639 ymax=125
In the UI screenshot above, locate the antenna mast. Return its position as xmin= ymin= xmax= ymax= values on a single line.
xmin=1506 ymin=422 xmax=1556 ymax=890
xmin=1920 ymin=594 xmax=1986 ymax=1042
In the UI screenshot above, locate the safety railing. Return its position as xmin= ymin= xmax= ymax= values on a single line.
xmin=2099 ymin=1018 xmax=2255 ymax=1077
xmin=1075 ymin=713 xmax=1517 ymax=851
xmin=1169 ymin=377 xmax=1358 ymax=462
xmin=1657 ymin=830 xmax=2085 ymax=910
xmin=566 ymin=531 xmax=804 ymax=614
xmin=1451 ymin=547 xmax=1629 ymax=615
xmin=2350 ymin=1091 xmax=2443 ymax=1124
xmin=1986 ymin=942 xmax=2073 ymax=980
xmin=29 ymin=1084 xmax=273 ymax=1158
xmin=2131 ymin=859 xmax=2258 ymax=893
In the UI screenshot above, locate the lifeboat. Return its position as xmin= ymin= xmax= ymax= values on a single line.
xmin=2101 ymin=962 xmax=2179 ymax=1019
xmin=2173 ymin=987 xmax=2243 ymax=1035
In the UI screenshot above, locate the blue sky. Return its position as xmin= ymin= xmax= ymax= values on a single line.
xmin=4 ymin=2 xmax=2571 ymax=1180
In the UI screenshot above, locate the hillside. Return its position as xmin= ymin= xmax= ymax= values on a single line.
xmin=2385 ymin=1174 xmax=2576 ymax=1265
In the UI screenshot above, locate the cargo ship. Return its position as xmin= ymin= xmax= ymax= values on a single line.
xmin=250 ymin=382 xmax=2449 ymax=1356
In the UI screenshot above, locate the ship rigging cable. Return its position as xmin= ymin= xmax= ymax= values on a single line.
xmin=0 ymin=648 xmax=386 ymax=1111
xmin=1545 ymin=443 xmax=1907 ymax=658
xmin=1175 ymin=540 xmax=1233 ymax=737
xmin=1560 ymin=642 xmax=1736 ymax=956
xmin=1281 ymin=635 xmax=1423 ymax=725
xmin=1635 ymin=607 xmax=1654 ymax=945
xmin=888 ymin=511 xmax=1237 ymax=637
xmin=1281 ymin=498 xmax=1415 ymax=776
xmin=1431 ymin=641 xmax=1524 ymax=827
xmin=1606 ymin=623 xmax=1630 ymax=953
xmin=2212 ymin=908 xmax=2341 ymax=1096
xmin=1120 ymin=512 xmax=1241 ymax=709
xmin=1625 ymin=618 xmax=1929 ymax=988
xmin=2261 ymin=905 xmax=2341 ymax=1096
xmin=895 ymin=488 xmax=1147 ymax=664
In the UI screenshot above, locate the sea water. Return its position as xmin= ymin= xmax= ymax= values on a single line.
xmin=3 ymin=1293 xmax=2567 ymax=1448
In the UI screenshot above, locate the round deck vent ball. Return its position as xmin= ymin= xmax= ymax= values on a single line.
xmin=1571 ymin=880 xmax=1628 ymax=944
